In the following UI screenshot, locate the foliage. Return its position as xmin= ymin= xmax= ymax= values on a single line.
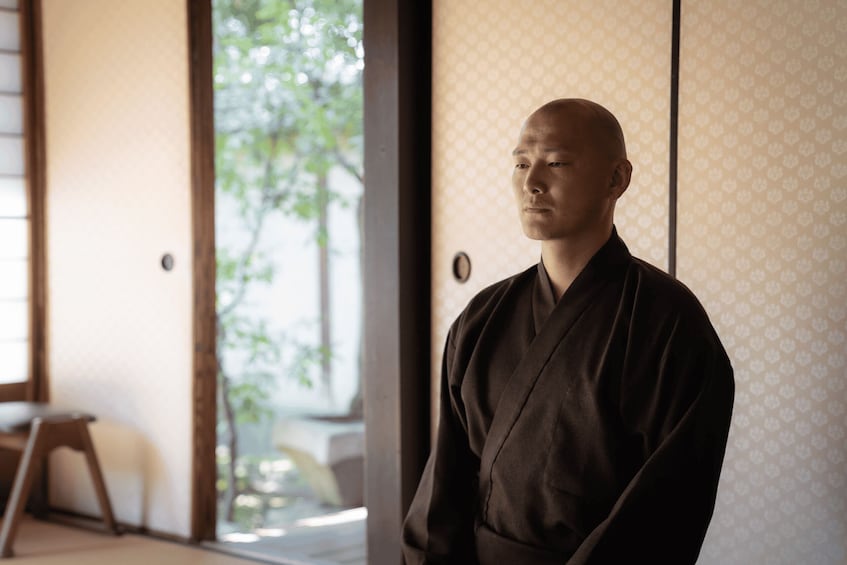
xmin=212 ymin=0 xmax=363 ymax=522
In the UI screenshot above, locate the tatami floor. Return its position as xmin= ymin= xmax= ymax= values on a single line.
xmin=6 ymin=517 xmax=263 ymax=564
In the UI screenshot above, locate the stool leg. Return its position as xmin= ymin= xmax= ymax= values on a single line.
xmin=26 ymin=456 xmax=48 ymax=520
xmin=74 ymin=420 xmax=120 ymax=535
xmin=0 ymin=420 xmax=47 ymax=558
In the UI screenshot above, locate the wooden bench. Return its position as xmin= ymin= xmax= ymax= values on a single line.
xmin=0 ymin=402 xmax=120 ymax=557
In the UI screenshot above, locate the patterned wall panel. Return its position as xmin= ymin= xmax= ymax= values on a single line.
xmin=678 ymin=1 xmax=847 ymax=563
xmin=431 ymin=0 xmax=673 ymax=401
xmin=42 ymin=0 xmax=193 ymax=537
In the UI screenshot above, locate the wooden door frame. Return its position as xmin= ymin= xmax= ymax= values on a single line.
xmin=20 ymin=0 xmax=48 ymax=404
xmin=362 ymin=1 xmax=432 ymax=563
xmin=188 ymin=2 xmax=433 ymax=562
xmin=187 ymin=0 xmax=217 ymax=544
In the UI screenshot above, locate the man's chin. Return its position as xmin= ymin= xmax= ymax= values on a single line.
xmin=520 ymin=220 xmax=564 ymax=241
xmin=521 ymin=229 xmax=554 ymax=241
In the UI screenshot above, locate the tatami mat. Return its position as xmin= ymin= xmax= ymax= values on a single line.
xmin=7 ymin=518 xmax=260 ymax=564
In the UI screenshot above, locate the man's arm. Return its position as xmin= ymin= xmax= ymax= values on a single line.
xmin=402 ymin=331 xmax=479 ymax=564
xmin=568 ymin=314 xmax=735 ymax=564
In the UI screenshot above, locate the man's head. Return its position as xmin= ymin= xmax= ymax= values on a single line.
xmin=511 ymin=98 xmax=632 ymax=244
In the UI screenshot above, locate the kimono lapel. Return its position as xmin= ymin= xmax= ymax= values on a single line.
xmin=478 ymin=230 xmax=632 ymax=521
xmin=532 ymin=260 xmax=557 ymax=335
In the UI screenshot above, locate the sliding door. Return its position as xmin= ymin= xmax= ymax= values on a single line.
xmin=678 ymin=2 xmax=847 ymax=563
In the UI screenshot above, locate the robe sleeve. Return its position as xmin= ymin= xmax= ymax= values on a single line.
xmin=567 ymin=311 xmax=735 ymax=564
xmin=402 ymin=328 xmax=480 ymax=564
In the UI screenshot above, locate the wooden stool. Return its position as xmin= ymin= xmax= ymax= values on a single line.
xmin=0 ymin=402 xmax=120 ymax=557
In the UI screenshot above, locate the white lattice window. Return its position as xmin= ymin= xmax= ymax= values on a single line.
xmin=0 ymin=0 xmax=28 ymax=384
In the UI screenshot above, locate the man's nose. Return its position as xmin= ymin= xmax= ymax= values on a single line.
xmin=523 ymin=166 xmax=546 ymax=194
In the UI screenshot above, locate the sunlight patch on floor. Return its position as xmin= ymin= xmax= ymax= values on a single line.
xmin=294 ymin=507 xmax=367 ymax=528
xmin=218 ymin=532 xmax=261 ymax=543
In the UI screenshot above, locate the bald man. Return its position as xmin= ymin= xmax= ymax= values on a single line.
xmin=402 ymin=99 xmax=734 ymax=564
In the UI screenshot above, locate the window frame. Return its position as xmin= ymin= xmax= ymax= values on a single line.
xmin=0 ymin=0 xmax=46 ymax=403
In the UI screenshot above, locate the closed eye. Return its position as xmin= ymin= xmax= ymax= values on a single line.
xmin=548 ymin=161 xmax=569 ymax=167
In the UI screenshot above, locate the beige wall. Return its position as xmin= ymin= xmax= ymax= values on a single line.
xmin=679 ymin=1 xmax=847 ymax=563
xmin=432 ymin=0 xmax=847 ymax=563
xmin=42 ymin=0 xmax=193 ymax=537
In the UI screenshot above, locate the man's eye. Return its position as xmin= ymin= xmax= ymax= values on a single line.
xmin=549 ymin=161 xmax=568 ymax=167
xmin=514 ymin=163 xmax=529 ymax=170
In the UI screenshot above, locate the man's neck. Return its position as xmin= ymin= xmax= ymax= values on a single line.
xmin=541 ymin=225 xmax=613 ymax=300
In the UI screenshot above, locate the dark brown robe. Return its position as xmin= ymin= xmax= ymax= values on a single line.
xmin=402 ymin=230 xmax=735 ymax=564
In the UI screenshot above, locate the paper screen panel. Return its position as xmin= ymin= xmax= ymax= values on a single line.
xmin=431 ymin=0 xmax=672 ymax=427
xmin=678 ymin=1 xmax=847 ymax=563
xmin=42 ymin=0 xmax=193 ymax=538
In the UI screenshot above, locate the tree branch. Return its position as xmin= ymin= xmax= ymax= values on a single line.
xmin=333 ymin=148 xmax=363 ymax=184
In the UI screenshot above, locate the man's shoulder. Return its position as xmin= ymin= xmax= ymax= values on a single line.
xmin=628 ymin=256 xmax=695 ymax=299
xmin=469 ymin=264 xmax=537 ymax=307
xmin=626 ymin=256 xmax=719 ymax=335
xmin=624 ymin=256 xmax=733 ymax=386
xmin=447 ymin=264 xmax=537 ymax=335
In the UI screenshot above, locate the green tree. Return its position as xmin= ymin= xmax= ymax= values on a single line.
xmin=213 ymin=0 xmax=363 ymax=523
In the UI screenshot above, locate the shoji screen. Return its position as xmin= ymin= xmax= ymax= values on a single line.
xmin=678 ymin=1 xmax=847 ymax=563
xmin=431 ymin=0 xmax=673 ymax=399
xmin=42 ymin=0 xmax=194 ymax=538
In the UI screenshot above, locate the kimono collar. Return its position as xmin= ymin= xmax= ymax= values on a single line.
xmin=532 ymin=227 xmax=632 ymax=334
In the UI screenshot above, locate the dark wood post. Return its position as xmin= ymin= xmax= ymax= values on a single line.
xmin=363 ymin=1 xmax=432 ymax=563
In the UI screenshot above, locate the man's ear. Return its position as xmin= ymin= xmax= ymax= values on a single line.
xmin=609 ymin=159 xmax=633 ymax=199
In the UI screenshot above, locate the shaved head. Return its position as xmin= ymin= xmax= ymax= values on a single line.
xmin=511 ymin=97 xmax=633 ymax=246
xmin=526 ymin=98 xmax=627 ymax=162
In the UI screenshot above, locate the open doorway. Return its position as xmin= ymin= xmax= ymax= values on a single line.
xmin=211 ymin=1 xmax=365 ymax=562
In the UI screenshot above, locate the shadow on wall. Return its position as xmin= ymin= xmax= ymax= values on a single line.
xmin=48 ymin=419 xmax=159 ymax=527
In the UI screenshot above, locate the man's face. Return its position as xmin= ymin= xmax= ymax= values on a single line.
xmin=511 ymin=106 xmax=623 ymax=243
